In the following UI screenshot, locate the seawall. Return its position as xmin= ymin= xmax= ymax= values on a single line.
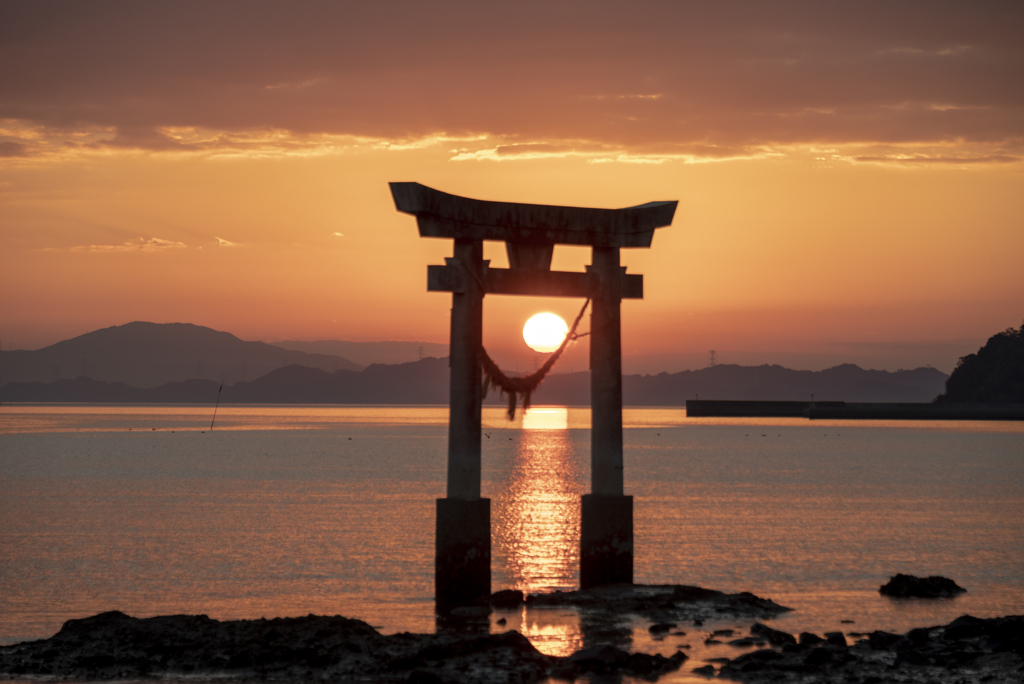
xmin=686 ymin=400 xmax=1024 ymax=421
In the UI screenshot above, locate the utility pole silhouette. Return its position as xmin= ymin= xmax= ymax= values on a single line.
xmin=210 ymin=378 xmax=224 ymax=430
xmin=708 ymin=350 xmax=717 ymax=367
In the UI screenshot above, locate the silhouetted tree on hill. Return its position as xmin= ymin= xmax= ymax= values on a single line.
xmin=936 ymin=322 xmax=1024 ymax=403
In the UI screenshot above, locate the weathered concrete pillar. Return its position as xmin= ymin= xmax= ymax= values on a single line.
xmin=447 ymin=239 xmax=484 ymax=500
xmin=581 ymin=246 xmax=633 ymax=588
xmin=436 ymin=497 xmax=490 ymax=613
xmin=436 ymin=238 xmax=490 ymax=613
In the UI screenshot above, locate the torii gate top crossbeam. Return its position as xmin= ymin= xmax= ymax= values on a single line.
xmin=390 ymin=182 xmax=676 ymax=248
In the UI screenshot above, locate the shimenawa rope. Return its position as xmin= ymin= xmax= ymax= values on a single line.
xmin=480 ymin=298 xmax=590 ymax=420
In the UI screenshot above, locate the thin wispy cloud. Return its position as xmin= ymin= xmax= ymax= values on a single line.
xmin=70 ymin=237 xmax=188 ymax=253
xmin=214 ymin=237 xmax=238 ymax=247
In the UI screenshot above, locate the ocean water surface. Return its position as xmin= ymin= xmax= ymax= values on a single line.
xmin=1 ymin=404 xmax=1023 ymax=681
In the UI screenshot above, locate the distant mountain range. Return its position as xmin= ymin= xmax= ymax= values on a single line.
xmin=271 ymin=339 xmax=448 ymax=367
xmin=0 ymin=322 xmax=363 ymax=388
xmin=2 ymin=358 xmax=948 ymax=405
xmin=0 ymin=321 xmax=950 ymax=404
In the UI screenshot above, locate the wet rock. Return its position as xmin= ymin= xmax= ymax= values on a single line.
xmin=729 ymin=637 xmax=765 ymax=647
xmin=648 ymin=622 xmax=676 ymax=634
xmin=449 ymin=606 xmax=490 ymax=618
xmin=868 ymin=630 xmax=902 ymax=649
xmin=799 ymin=632 xmax=824 ymax=646
xmin=564 ymin=645 xmax=686 ymax=678
xmin=525 ymin=584 xmax=790 ymax=625
xmin=0 ymin=612 xmax=682 ymax=684
xmin=893 ymin=648 xmax=930 ymax=666
xmin=943 ymin=614 xmax=987 ymax=640
xmin=823 ymin=631 xmax=847 ymax=647
xmin=568 ymin=644 xmax=629 ymax=668
xmin=907 ymin=626 xmax=932 ymax=644
xmin=879 ymin=573 xmax=967 ymax=598
xmin=718 ymin=614 xmax=1024 ymax=683
xmin=692 ymin=663 xmax=716 ymax=676
xmin=803 ymin=648 xmax=835 ymax=666
xmin=727 ymin=648 xmax=785 ymax=674
xmin=490 ymin=589 xmax=524 ymax=609
xmin=750 ymin=622 xmax=797 ymax=646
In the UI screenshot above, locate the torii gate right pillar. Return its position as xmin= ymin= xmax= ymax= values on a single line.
xmin=581 ymin=246 xmax=633 ymax=588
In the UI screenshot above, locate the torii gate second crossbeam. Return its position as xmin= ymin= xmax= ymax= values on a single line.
xmin=390 ymin=182 xmax=677 ymax=613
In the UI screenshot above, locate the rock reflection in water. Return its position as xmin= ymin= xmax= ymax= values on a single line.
xmin=491 ymin=407 xmax=584 ymax=598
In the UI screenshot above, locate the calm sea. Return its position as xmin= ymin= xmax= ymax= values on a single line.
xmin=2 ymin=404 xmax=1023 ymax=682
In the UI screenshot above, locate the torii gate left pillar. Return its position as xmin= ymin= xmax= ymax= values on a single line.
xmin=390 ymin=182 xmax=676 ymax=613
xmin=436 ymin=237 xmax=490 ymax=614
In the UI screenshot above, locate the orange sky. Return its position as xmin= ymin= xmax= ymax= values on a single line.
xmin=1 ymin=1 xmax=1022 ymax=373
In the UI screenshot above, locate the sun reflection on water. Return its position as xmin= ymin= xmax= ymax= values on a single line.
xmin=492 ymin=407 xmax=583 ymax=599
xmin=521 ymin=407 xmax=569 ymax=431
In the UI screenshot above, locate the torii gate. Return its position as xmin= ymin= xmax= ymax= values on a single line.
xmin=390 ymin=182 xmax=676 ymax=613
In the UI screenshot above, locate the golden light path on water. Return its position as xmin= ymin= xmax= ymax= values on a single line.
xmin=491 ymin=408 xmax=586 ymax=656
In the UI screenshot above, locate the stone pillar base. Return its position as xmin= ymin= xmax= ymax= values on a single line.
xmin=436 ymin=497 xmax=491 ymax=614
xmin=580 ymin=494 xmax=633 ymax=589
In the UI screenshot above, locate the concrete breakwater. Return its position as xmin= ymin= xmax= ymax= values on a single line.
xmin=686 ymin=400 xmax=1024 ymax=420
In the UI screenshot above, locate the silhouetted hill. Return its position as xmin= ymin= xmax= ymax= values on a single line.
xmin=0 ymin=322 xmax=362 ymax=387
xmin=2 ymin=359 xmax=947 ymax=405
xmin=936 ymin=321 xmax=1024 ymax=403
xmin=272 ymin=340 xmax=448 ymax=366
xmin=224 ymin=359 xmax=451 ymax=404
xmin=529 ymin=363 xmax=946 ymax=405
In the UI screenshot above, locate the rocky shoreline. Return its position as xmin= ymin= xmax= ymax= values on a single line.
xmin=0 ymin=584 xmax=788 ymax=683
xmin=0 ymin=585 xmax=1021 ymax=684
xmin=0 ymin=609 xmax=682 ymax=684
xmin=714 ymin=614 xmax=1024 ymax=683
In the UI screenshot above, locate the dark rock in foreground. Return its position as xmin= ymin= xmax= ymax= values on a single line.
xmin=715 ymin=614 xmax=1024 ymax=683
xmin=751 ymin=622 xmax=797 ymax=646
xmin=880 ymin=573 xmax=967 ymax=598
xmin=490 ymin=589 xmax=524 ymax=609
xmin=0 ymin=610 xmax=685 ymax=684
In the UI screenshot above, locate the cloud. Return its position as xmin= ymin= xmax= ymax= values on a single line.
xmin=0 ymin=141 xmax=31 ymax=157
xmin=1 ymin=1 xmax=1022 ymax=163
xmin=214 ymin=237 xmax=237 ymax=247
xmin=70 ymin=237 xmax=188 ymax=253
xmin=853 ymin=153 xmax=1022 ymax=165
xmin=331 ymin=232 xmax=344 ymax=237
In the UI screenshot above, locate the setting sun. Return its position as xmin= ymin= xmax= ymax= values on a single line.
xmin=523 ymin=313 xmax=569 ymax=353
